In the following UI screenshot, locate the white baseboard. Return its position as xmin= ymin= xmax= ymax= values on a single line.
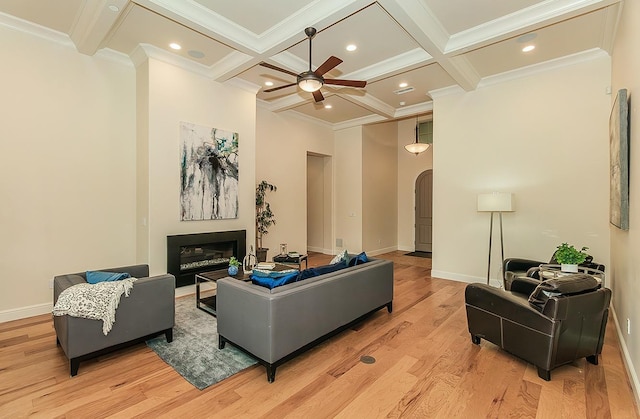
xmin=368 ymin=246 xmax=397 ymax=257
xmin=306 ymin=246 xmax=332 ymax=254
xmin=0 ymin=302 xmax=52 ymax=323
xmin=611 ymin=306 xmax=640 ymax=413
xmin=430 ymin=270 xmax=503 ymax=288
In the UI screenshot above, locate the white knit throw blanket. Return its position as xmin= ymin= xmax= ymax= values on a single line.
xmin=53 ymin=278 xmax=137 ymax=335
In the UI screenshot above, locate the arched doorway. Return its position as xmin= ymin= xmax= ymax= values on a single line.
xmin=414 ymin=170 xmax=433 ymax=252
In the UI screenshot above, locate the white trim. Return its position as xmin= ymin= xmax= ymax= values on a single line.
xmin=0 ymin=303 xmax=52 ymax=323
xmin=0 ymin=11 xmax=73 ymax=47
xmin=611 ymin=306 xmax=640 ymax=414
xmin=429 ymin=84 xmax=465 ymax=99
xmin=478 ymin=48 xmax=609 ymax=89
xmin=445 ymin=0 xmax=619 ymax=54
xmin=431 ymin=270 xmax=503 ymax=288
xmin=367 ymin=246 xmax=398 ymax=257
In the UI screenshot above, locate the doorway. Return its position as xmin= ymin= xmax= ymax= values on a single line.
xmin=414 ymin=170 xmax=433 ymax=252
xmin=307 ymin=153 xmax=332 ymax=254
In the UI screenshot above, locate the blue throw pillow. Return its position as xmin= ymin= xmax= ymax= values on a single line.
xmin=348 ymin=252 xmax=369 ymax=267
xmin=296 ymin=260 xmax=348 ymax=282
xmin=251 ymin=271 xmax=299 ymax=289
xmin=86 ymin=271 xmax=131 ymax=284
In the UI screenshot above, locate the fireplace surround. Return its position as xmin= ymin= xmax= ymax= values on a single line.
xmin=167 ymin=230 xmax=246 ymax=287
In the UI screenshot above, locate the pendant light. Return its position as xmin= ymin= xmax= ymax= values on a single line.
xmin=404 ymin=115 xmax=430 ymax=155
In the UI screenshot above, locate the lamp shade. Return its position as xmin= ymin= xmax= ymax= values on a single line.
xmin=404 ymin=142 xmax=430 ymax=154
xmin=297 ymin=72 xmax=323 ymax=92
xmin=477 ymin=192 xmax=514 ymax=212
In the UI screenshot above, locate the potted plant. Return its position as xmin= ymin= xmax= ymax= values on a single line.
xmin=554 ymin=242 xmax=589 ymax=272
xmin=228 ymin=256 xmax=240 ymax=276
xmin=256 ymin=180 xmax=277 ymax=262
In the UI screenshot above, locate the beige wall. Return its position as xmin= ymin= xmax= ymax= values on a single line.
xmin=334 ymin=126 xmax=363 ymax=253
xmin=256 ymin=107 xmax=334 ymax=258
xmin=611 ymin=0 xmax=640 ymax=401
xmin=432 ymin=55 xmax=611 ymax=285
xmin=140 ymin=57 xmax=257 ymax=278
xmin=0 ymin=26 xmax=137 ymax=318
xmin=363 ymin=122 xmax=398 ymax=254
xmin=397 ymin=118 xmax=434 ymax=251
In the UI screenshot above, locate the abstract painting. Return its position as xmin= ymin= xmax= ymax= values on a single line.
xmin=180 ymin=122 xmax=238 ymax=220
xmin=609 ymin=88 xmax=629 ymax=230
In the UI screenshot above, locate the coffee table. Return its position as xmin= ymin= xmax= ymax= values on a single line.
xmin=196 ymin=264 xmax=294 ymax=316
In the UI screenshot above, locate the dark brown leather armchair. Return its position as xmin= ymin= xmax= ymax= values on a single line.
xmin=465 ymin=275 xmax=611 ymax=380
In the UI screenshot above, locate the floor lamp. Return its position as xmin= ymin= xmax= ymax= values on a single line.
xmin=477 ymin=192 xmax=514 ymax=285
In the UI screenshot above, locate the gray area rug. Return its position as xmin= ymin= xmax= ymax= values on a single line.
xmin=146 ymin=297 xmax=257 ymax=390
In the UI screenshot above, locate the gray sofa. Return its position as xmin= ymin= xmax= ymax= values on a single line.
xmin=53 ymin=264 xmax=175 ymax=376
xmin=216 ymin=257 xmax=394 ymax=382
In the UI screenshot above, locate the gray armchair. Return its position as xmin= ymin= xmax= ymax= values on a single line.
xmin=53 ymin=264 xmax=175 ymax=376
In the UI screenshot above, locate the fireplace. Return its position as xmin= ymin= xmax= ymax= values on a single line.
xmin=167 ymin=230 xmax=246 ymax=287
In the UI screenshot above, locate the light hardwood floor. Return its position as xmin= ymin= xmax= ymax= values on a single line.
xmin=1 ymin=251 xmax=637 ymax=418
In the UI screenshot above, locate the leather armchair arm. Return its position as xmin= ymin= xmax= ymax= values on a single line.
xmin=503 ymin=258 xmax=544 ymax=274
xmin=510 ymin=277 xmax=540 ymax=296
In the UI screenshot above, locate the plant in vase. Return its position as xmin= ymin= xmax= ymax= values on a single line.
xmin=228 ymin=256 xmax=240 ymax=276
xmin=256 ymin=180 xmax=277 ymax=262
xmin=554 ymin=242 xmax=589 ymax=272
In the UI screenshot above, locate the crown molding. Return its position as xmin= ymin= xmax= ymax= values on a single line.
xmin=429 ymin=85 xmax=465 ymax=99
xmin=349 ymin=48 xmax=433 ymax=83
xmin=0 ymin=11 xmax=73 ymax=47
xmin=332 ymin=114 xmax=388 ymax=131
xmin=133 ymin=43 xmax=214 ymax=78
xmin=446 ymin=0 xmax=621 ymax=54
xmin=393 ymin=102 xmax=434 ymax=119
xmin=135 ymin=0 xmax=371 ymax=55
xmin=477 ymin=48 xmax=609 ymax=89
xmin=226 ymin=77 xmax=261 ymax=95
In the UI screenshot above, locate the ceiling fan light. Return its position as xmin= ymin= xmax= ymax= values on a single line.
xmin=297 ymin=72 xmax=323 ymax=92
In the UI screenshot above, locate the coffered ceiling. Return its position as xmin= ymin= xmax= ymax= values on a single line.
xmin=0 ymin=0 xmax=622 ymax=127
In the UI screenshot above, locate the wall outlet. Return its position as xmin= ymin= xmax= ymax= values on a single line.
xmin=336 ymin=238 xmax=343 ymax=247
xmin=627 ymin=318 xmax=631 ymax=335
xmin=49 ymin=279 xmax=54 ymax=289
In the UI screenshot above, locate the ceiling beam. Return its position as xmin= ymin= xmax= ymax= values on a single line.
xmin=69 ymin=0 xmax=129 ymax=55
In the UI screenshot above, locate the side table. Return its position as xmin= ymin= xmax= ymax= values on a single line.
xmin=273 ymin=253 xmax=308 ymax=270
xmin=538 ymin=264 xmax=606 ymax=287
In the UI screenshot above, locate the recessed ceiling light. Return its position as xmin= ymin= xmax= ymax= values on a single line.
xmin=188 ymin=50 xmax=205 ymax=59
xmin=265 ymin=81 xmax=274 ymax=87
xmin=169 ymin=43 xmax=182 ymax=50
xmin=517 ymin=33 xmax=537 ymax=43
xmin=324 ymin=104 xmax=332 ymax=109
xmin=399 ymin=101 xmax=406 ymax=106
xmin=346 ymin=44 xmax=357 ymax=52
xmin=399 ymin=82 xmax=408 ymax=88
xmin=108 ymin=5 xmax=120 ymax=12
xmin=522 ymin=45 xmax=535 ymax=52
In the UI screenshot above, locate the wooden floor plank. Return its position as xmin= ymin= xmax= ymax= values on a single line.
xmin=0 ymin=251 xmax=637 ymax=418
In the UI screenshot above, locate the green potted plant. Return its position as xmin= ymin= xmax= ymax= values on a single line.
xmin=554 ymin=242 xmax=589 ymax=272
xmin=228 ymin=256 xmax=240 ymax=276
xmin=256 ymin=180 xmax=277 ymax=262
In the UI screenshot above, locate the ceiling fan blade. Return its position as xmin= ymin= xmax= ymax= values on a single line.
xmin=259 ymin=62 xmax=299 ymax=78
xmin=315 ymin=56 xmax=342 ymax=77
xmin=312 ymin=90 xmax=324 ymax=102
xmin=263 ymin=83 xmax=297 ymax=93
xmin=325 ymin=79 xmax=367 ymax=88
